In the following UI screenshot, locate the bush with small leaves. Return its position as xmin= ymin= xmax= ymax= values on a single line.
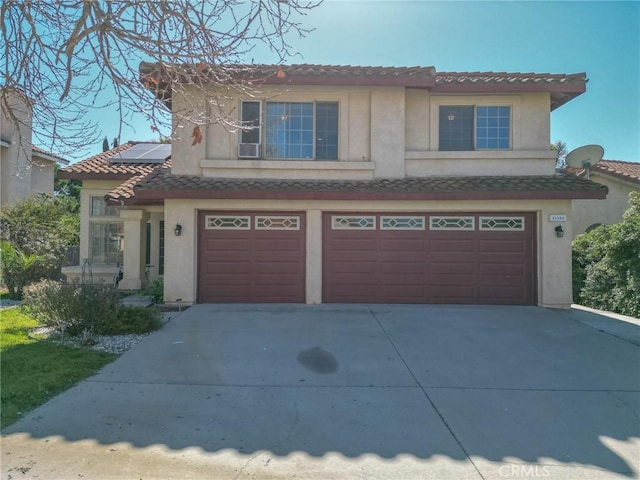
xmin=101 ymin=306 xmax=163 ymax=335
xmin=22 ymin=280 xmax=119 ymax=336
xmin=572 ymin=191 xmax=640 ymax=318
xmin=141 ymin=278 xmax=163 ymax=304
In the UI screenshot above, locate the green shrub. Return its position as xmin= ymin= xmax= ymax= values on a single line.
xmin=572 ymin=191 xmax=640 ymax=318
xmin=22 ymin=280 xmax=119 ymax=336
xmin=0 ymin=194 xmax=79 ymax=283
xmin=0 ymin=241 xmax=46 ymax=299
xmin=141 ymin=278 xmax=163 ymax=304
xmin=101 ymin=306 xmax=163 ymax=335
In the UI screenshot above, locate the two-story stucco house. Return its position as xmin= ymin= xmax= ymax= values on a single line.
xmin=1 ymin=88 xmax=68 ymax=205
xmin=59 ymin=64 xmax=607 ymax=308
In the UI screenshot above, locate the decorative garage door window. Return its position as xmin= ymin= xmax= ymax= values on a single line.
xmin=255 ymin=216 xmax=300 ymax=230
xmin=205 ymin=215 xmax=251 ymax=230
xmin=429 ymin=216 xmax=475 ymax=230
xmin=380 ymin=216 xmax=425 ymax=230
xmin=331 ymin=216 xmax=376 ymax=230
xmin=479 ymin=217 xmax=525 ymax=231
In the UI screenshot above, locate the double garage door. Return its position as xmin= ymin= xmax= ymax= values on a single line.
xmin=198 ymin=211 xmax=536 ymax=305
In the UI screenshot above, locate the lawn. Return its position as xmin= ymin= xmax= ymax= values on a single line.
xmin=0 ymin=308 xmax=117 ymax=428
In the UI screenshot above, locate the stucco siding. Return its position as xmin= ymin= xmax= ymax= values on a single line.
xmin=170 ymin=86 xmax=556 ymax=181
xmin=571 ymin=174 xmax=638 ymax=236
xmin=30 ymin=162 xmax=54 ymax=195
xmin=1 ymin=91 xmax=34 ymax=205
xmin=405 ymin=89 xmax=430 ymax=152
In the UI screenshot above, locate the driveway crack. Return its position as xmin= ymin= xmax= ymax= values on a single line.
xmin=367 ymin=305 xmax=486 ymax=480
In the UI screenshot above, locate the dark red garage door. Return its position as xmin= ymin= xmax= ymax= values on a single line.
xmin=323 ymin=212 xmax=536 ymax=305
xmin=198 ymin=211 xmax=305 ymax=303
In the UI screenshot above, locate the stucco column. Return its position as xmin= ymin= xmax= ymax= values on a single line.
xmin=370 ymin=87 xmax=405 ymax=179
xmin=306 ymin=210 xmax=322 ymax=304
xmin=148 ymin=212 xmax=163 ymax=282
xmin=538 ymin=202 xmax=574 ymax=308
xmin=119 ymin=209 xmax=149 ymax=290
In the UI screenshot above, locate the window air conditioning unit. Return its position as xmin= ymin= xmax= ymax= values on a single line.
xmin=238 ymin=143 xmax=260 ymax=158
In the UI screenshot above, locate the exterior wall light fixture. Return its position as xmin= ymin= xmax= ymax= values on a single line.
xmin=555 ymin=225 xmax=564 ymax=238
xmin=174 ymin=224 xmax=182 ymax=236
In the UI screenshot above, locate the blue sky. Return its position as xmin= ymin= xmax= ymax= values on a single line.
xmin=90 ymin=0 xmax=639 ymax=163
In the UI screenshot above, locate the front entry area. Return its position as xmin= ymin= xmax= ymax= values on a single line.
xmin=197 ymin=211 xmax=306 ymax=303
xmin=322 ymin=212 xmax=536 ymax=305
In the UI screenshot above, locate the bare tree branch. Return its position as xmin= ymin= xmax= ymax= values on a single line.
xmin=1 ymin=0 xmax=321 ymax=166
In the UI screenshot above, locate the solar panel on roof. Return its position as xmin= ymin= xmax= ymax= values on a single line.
xmin=110 ymin=143 xmax=171 ymax=164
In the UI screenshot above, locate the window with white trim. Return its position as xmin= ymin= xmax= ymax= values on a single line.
xmin=205 ymin=215 xmax=251 ymax=230
xmin=380 ymin=216 xmax=425 ymax=230
xmin=255 ymin=216 xmax=300 ymax=230
xmin=479 ymin=217 xmax=525 ymax=231
xmin=90 ymin=222 xmax=123 ymax=265
xmin=439 ymin=106 xmax=511 ymax=151
xmin=239 ymin=101 xmax=338 ymax=160
xmin=90 ymin=196 xmax=121 ymax=217
xmin=429 ymin=216 xmax=475 ymax=230
xmin=331 ymin=216 xmax=376 ymax=230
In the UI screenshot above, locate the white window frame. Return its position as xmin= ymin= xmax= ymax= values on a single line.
xmin=479 ymin=216 xmax=525 ymax=231
xmin=90 ymin=196 xmax=121 ymax=217
xmin=429 ymin=216 xmax=475 ymax=231
xmin=205 ymin=215 xmax=251 ymax=230
xmin=331 ymin=216 xmax=376 ymax=230
xmin=255 ymin=216 xmax=301 ymax=230
xmin=380 ymin=216 xmax=425 ymax=230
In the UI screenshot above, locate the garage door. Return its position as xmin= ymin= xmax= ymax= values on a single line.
xmin=323 ymin=212 xmax=536 ymax=305
xmin=198 ymin=211 xmax=305 ymax=303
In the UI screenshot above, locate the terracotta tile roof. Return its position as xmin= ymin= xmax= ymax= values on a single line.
xmin=433 ymin=71 xmax=586 ymax=110
xmin=140 ymin=63 xmax=586 ymax=110
xmin=435 ymin=71 xmax=586 ymax=86
xmin=112 ymin=170 xmax=607 ymax=204
xmin=259 ymin=64 xmax=437 ymax=80
xmin=58 ymin=142 xmax=171 ymax=179
xmin=106 ymin=162 xmax=172 ymax=201
xmin=564 ymin=160 xmax=640 ymax=186
xmin=593 ymin=160 xmax=640 ymax=185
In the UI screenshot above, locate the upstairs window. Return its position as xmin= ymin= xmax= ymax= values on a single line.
xmin=439 ymin=106 xmax=510 ymax=151
xmin=239 ymin=101 xmax=338 ymax=160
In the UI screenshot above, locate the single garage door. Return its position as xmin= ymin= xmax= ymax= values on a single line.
xmin=198 ymin=211 xmax=305 ymax=303
xmin=323 ymin=212 xmax=536 ymax=305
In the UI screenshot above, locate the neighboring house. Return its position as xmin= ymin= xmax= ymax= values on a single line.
xmin=0 ymin=89 xmax=68 ymax=206
xmin=60 ymin=64 xmax=607 ymax=308
xmin=566 ymin=160 xmax=640 ymax=237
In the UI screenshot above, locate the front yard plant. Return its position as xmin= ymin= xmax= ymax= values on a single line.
xmin=573 ymin=191 xmax=640 ymax=318
xmin=22 ymin=280 xmax=164 ymax=337
xmin=22 ymin=280 xmax=121 ymax=336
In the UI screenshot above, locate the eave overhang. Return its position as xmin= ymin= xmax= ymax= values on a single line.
xmin=111 ymin=173 xmax=608 ymax=206
xmin=139 ymin=63 xmax=587 ymax=111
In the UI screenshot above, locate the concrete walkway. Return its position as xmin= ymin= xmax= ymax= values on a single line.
xmin=2 ymin=304 xmax=639 ymax=479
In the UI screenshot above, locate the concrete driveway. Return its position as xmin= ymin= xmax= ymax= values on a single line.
xmin=2 ymin=304 xmax=639 ymax=479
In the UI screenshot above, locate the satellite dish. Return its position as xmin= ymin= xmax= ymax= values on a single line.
xmin=565 ymin=144 xmax=604 ymax=179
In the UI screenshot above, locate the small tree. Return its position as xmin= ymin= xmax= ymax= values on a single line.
xmin=573 ymin=192 xmax=640 ymax=317
xmin=551 ymin=140 xmax=568 ymax=170
xmin=0 ymin=194 xmax=79 ymax=283
xmin=1 ymin=1 xmax=321 ymax=165
xmin=0 ymin=241 xmax=45 ymax=299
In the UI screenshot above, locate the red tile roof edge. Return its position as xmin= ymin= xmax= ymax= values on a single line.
xmin=109 ymin=171 xmax=607 ymax=205
xmin=58 ymin=142 xmax=171 ymax=179
xmin=565 ymin=160 xmax=640 ymax=186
